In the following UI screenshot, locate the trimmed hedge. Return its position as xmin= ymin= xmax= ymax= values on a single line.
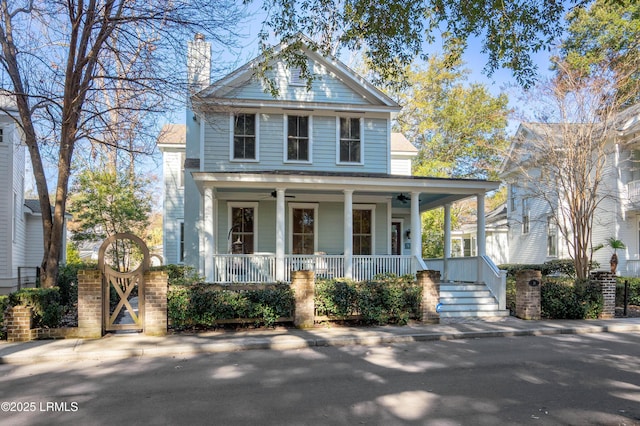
xmin=315 ymin=274 xmax=421 ymax=325
xmin=541 ymin=278 xmax=603 ymax=319
xmin=616 ymin=277 xmax=640 ymax=306
xmin=8 ymin=287 xmax=63 ymax=328
xmin=0 ymin=295 xmax=8 ymax=339
xmin=168 ymin=284 xmax=294 ymax=329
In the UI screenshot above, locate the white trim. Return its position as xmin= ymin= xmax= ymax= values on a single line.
xmin=283 ymin=114 xmax=313 ymax=164
xmin=353 ymin=204 xmax=376 ymax=255
xmin=336 ymin=116 xmax=364 ymax=166
xmin=288 ymin=202 xmax=319 ymax=254
xmin=229 ymin=112 xmax=260 ymax=162
xmin=227 ymin=201 xmax=259 ymax=253
xmin=199 ymin=114 xmax=205 ymax=172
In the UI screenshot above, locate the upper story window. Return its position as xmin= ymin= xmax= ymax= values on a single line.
xmin=232 ymin=113 xmax=258 ymax=161
xmin=178 ymin=152 xmax=185 ymax=188
xmin=547 ymin=216 xmax=557 ymax=257
xmin=338 ymin=117 xmax=362 ymax=164
xmin=290 ymin=67 xmax=305 ymax=86
xmin=286 ymin=115 xmax=311 ymax=162
xmin=522 ymin=197 xmax=530 ymax=234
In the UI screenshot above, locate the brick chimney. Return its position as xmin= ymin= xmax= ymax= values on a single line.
xmin=187 ymin=33 xmax=211 ymax=93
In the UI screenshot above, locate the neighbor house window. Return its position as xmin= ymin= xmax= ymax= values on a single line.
xmin=509 ymin=184 xmax=516 ymax=212
xmin=178 ymin=152 xmax=185 ymax=188
xmin=229 ymin=204 xmax=257 ymax=254
xmin=522 ymin=197 xmax=530 ymax=234
xmin=12 ymin=191 xmax=17 ymax=242
xmin=179 ymin=221 xmax=185 ymax=263
xmin=0 ymin=128 xmax=4 ymax=143
xmin=547 ymin=216 xmax=557 ymax=257
xmin=290 ymin=204 xmax=318 ymax=254
xmin=353 ymin=208 xmax=373 ymax=255
xmin=338 ymin=117 xmax=362 ymax=163
xmin=286 ymin=115 xmax=310 ymax=162
xmin=232 ymin=113 xmax=257 ymax=160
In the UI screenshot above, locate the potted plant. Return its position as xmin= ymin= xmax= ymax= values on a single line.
xmin=606 ymin=237 xmax=626 ymax=274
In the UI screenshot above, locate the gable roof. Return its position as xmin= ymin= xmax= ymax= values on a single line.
xmin=391 ymin=133 xmax=418 ymax=153
xmin=193 ymin=37 xmax=401 ymax=113
xmin=157 ymin=124 xmax=186 ymax=146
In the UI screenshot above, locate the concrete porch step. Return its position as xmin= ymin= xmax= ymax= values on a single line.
xmin=439 ymin=309 xmax=510 ymax=318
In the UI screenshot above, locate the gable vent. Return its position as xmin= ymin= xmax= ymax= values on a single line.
xmin=290 ymin=67 xmax=305 ymax=86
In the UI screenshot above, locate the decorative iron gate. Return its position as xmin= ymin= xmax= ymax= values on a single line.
xmin=99 ymin=233 xmax=150 ymax=332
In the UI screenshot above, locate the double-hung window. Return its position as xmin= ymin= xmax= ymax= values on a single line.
xmin=232 ymin=113 xmax=257 ymax=160
xmin=547 ymin=216 xmax=557 ymax=257
xmin=522 ymin=197 xmax=530 ymax=234
xmin=229 ymin=204 xmax=257 ymax=254
xmin=286 ymin=115 xmax=310 ymax=162
xmin=338 ymin=117 xmax=362 ymax=164
xmin=353 ymin=208 xmax=373 ymax=255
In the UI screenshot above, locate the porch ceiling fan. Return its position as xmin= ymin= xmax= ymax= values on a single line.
xmin=396 ymin=193 xmax=410 ymax=204
xmin=270 ymin=191 xmax=295 ymax=199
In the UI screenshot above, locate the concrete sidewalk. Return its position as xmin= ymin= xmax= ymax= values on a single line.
xmin=2 ymin=317 xmax=640 ymax=365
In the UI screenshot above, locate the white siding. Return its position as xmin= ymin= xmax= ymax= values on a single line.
xmin=163 ymin=150 xmax=185 ymax=264
xmin=391 ymin=157 xmax=412 ymax=175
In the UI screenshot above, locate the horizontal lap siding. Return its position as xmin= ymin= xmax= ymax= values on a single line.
xmin=224 ymin=60 xmax=371 ymax=105
xmin=0 ymin=133 xmax=10 ymax=277
xmin=202 ymin=113 xmax=390 ymax=174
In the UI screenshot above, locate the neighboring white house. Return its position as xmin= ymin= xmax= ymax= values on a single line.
xmin=502 ymin=104 xmax=640 ymax=276
xmin=452 ymin=203 xmax=509 ymax=265
xmin=0 ymin=96 xmax=67 ymax=294
xmin=160 ymin=34 xmax=508 ymax=317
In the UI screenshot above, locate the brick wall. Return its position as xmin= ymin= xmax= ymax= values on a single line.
xmin=144 ymin=270 xmax=168 ymax=336
xmin=418 ymin=270 xmax=440 ymax=324
xmin=77 ymin=269 xmax=103 ymax=338
xmin=4 ymin=305 xmax=35 ymax=342
xmin=291 ymin=270 xmax=315 ymax=328
xmin=516 ymin=269 xmax=541 ymax=320
xmin=591 ymin=271 xmax=616 ymax=319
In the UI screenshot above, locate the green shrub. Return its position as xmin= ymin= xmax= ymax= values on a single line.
xmin=8 ymin=287 xmax=63 ymax=328
xmin=57 ymin=262 xmax=97 ymax=307
xmin=167 ymin=283 xmax=294 ymax=329
xmin=315 ymin=279 xmax=359 ymax=317
xmin=163 ymin=264 xmax=202 ymax=286
xmin=315 ymin=274 xmax=421 ymax=325
xmin=541 ymin=279 xmax=603 ymax=319
xmin=616 ymin=277 xmax=640 ymax=306
xmin=0 ymin=295 xmax=8 ymax=339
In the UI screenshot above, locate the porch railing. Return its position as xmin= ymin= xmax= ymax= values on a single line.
xmin=628 ymin=180 xmax=640 ymax=204
xmin=211 ymin=254 xmax=417 ymax=283
xmin=423 ymin=255 xmax=506 ymax=310
xmin=626 ymin=259 xmax=640 ymax=277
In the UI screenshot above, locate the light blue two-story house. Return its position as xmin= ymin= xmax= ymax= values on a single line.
xmin=160 ymin=35 xmax=507 ymax=318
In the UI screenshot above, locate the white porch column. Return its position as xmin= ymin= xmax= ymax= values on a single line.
xmin=477 ymin=192 xmax=486 ymax=283
xmin=443 ymin=203 xmax=452 ymax=282
xmin=410 ymin=192 xmax=421 ymax=261
xmin=275 ymin=189 xmax=286 ymax=281
xmin=344 ymin=189 xmax=353 ymax=279
xmin=203 ymin=187 xmax=215 ymax=282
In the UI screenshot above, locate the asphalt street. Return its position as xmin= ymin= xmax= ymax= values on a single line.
xmin=1 ymin=331 xmax=639 ymax=425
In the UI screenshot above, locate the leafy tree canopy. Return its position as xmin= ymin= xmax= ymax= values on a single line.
xmin=391 ymin=56 xmax=510 ymax=180
xmin=258 ymin=0 xmax=578 ymax=88
xmin=558 ymin=0 xmax=640 ymax=107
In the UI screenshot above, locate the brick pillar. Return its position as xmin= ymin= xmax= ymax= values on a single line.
xmin=77 ymin=269 xmax=103 ymax=338
xmin=291 ymin=270 xmax=315 ymax=328
xmin=144 ymin=270 xmax=168 ymax=336
xmin=516 ymin=269 xmax=541 ymax=320
xmin=591 ymin=271 xmax=616 ymax=319
xmin=418 ymin=270 xmax=440 ymax=324
xmin=5 ymin=305 xmax=34 ymax=342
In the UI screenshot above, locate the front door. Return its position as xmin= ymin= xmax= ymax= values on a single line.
xmin=391 ymin=221 xmax=402 ymax=255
